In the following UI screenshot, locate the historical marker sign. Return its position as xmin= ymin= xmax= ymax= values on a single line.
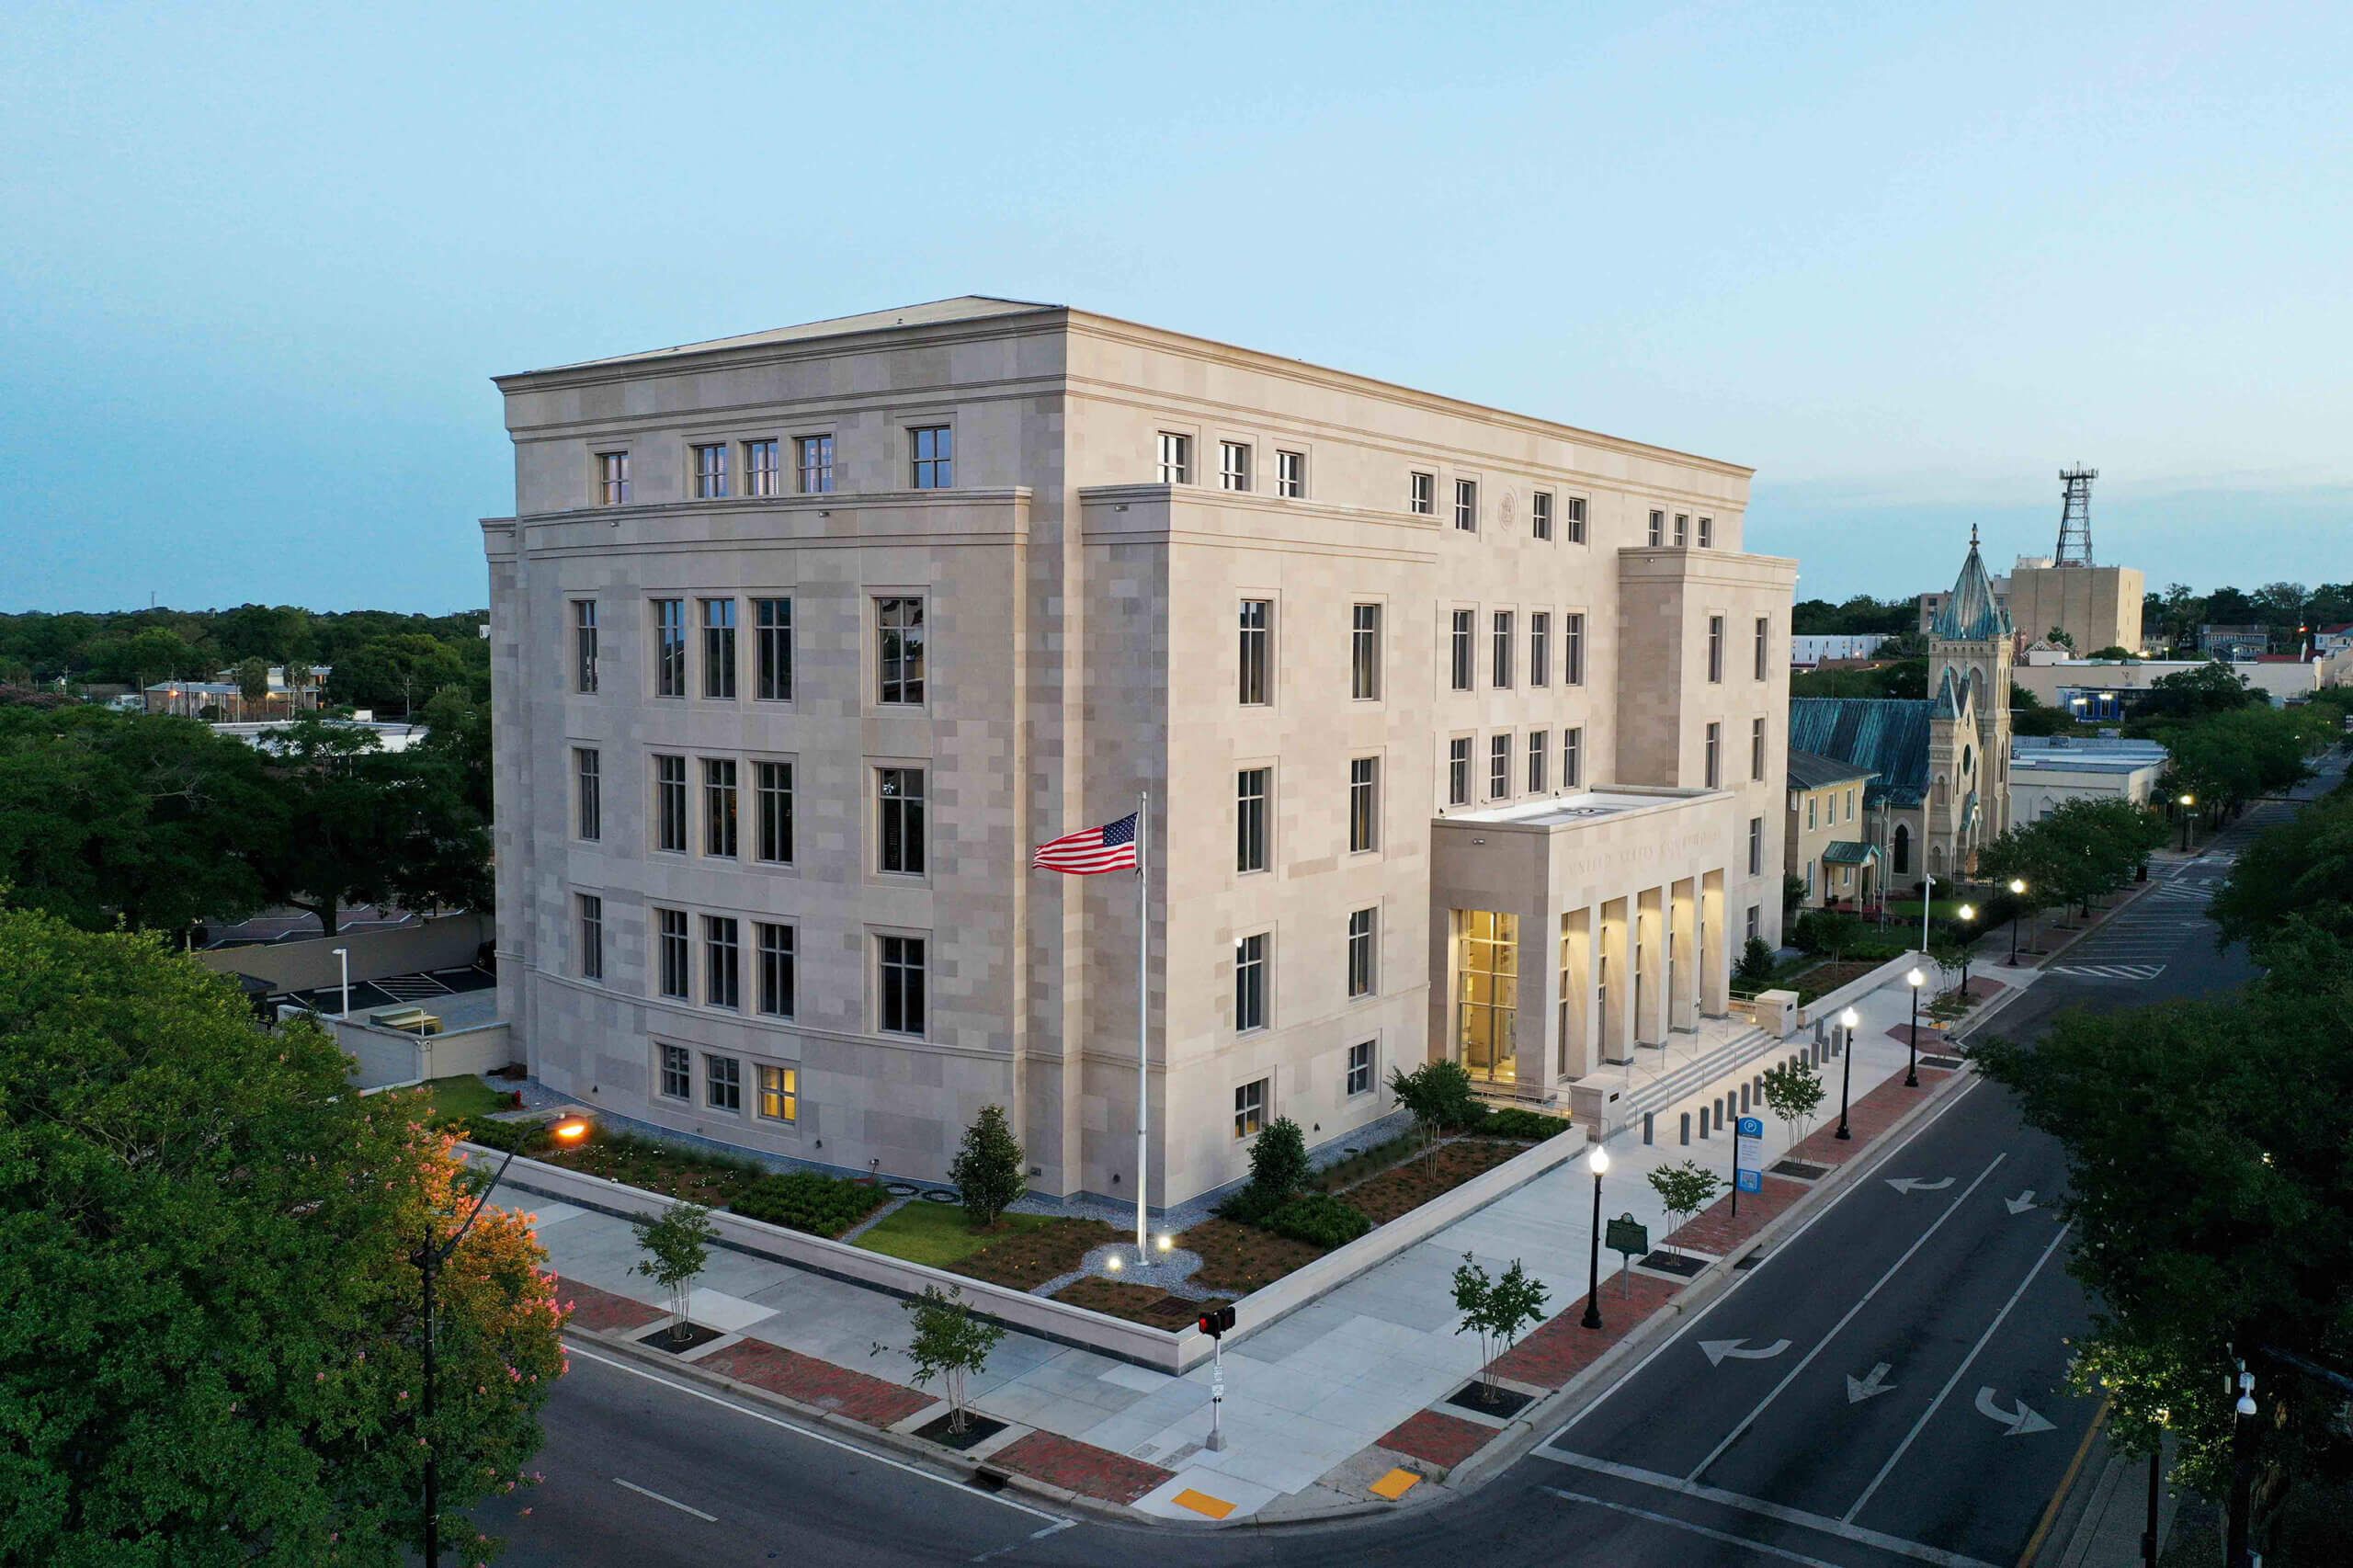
xmin=1606 ymin=1214 xmax=1649 ymax=1258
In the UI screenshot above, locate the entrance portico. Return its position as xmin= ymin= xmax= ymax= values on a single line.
xmin=1430 ymin=787 xmax=1739 ymax=1105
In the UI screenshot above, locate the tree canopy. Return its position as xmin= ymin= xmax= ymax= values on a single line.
xmin=2210 ymin=783 xmax=2353 ymax=953
xmin=1975 ymin=798 xmax=2166 ymax=915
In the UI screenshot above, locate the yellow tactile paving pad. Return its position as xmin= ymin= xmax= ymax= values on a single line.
xmin=1370 ymin=1468 xmax=1421 ymax=1501
xmin=1171 ymin=1487 xmax=1236 ymax=1519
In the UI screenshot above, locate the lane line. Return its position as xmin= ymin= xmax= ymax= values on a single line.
xmin=613 ymin=1476 xmax=717 ymax=1521
xmin=1841 ymin=1221 xmax=2076 ymax=1524
xmin=1540 ymin=1485 xmax=1847 ymax=1568
xmin=564 ymin=1341 xmax=1070 ymax=1528
xmin=1533 ymin=1460 xmax=2001 ymax=1568
xmin=1686 ymin=1153 xmax=2011 ymax=1483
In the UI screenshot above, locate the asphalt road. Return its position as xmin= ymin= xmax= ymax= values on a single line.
xmin=464 ymin=766 xmax=2335 ymax=1568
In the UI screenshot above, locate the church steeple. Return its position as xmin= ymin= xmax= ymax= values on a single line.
xmin=1933 ymin=528 xmax=2010 ymax=642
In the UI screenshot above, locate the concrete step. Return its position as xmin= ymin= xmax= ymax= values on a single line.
xmin=1590 ymin=1024 xmax=1795 ymax=1133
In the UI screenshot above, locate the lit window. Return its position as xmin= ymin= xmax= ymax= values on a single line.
xmin=1233 ymin=1074 xmax=1267 ymax=1136
xmin=757 ymin=1062 xmax=798 ymax=1122
xmin=1157 ymin=432 xmax=1191 ymax=484
xmin=1220 ymin=441 xmax=1252 ymax=492
xmin=1234 ymin=939 xmax=1267 ymax=1034
xmin=909 ymin=426 xmax=952 ymax=489
xmin=691 ymin=443 xmax=729 ymax=500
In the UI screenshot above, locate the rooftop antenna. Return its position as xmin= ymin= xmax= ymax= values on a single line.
xmin=2054 ymin=466 xmax=2097 ymax=566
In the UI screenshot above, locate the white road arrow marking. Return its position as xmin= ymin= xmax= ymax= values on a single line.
xmin=1700 ymin=1337 xmax=1792 ymax=1367
xmin=1973 ymin=1387 xmax=2057 ymax=1437
xmin=2005 ymin=1190 xmax=2040 ymax=1215
xmin=1846 ymin=1363 xmax=1896 ymax=1403
xmin=1885 ymin=1176 xmax=1955 ymax=1195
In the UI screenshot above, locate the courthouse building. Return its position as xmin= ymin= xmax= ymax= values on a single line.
xmin=484 ymin=299 xmax=1795 ymax=1208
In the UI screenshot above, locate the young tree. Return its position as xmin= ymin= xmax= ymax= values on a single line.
xmin=1760 ymin=1057 xmax=1826 ymax=1152
xmin=1389 ymin=1060 xmax=1480 ymax=1175
xmin=948 ymin=1104 xmax=1026 ymax=1229
xmin=1450 ymin=1254 xmax=1551 ymax=1403
xmin=1648 ymin=1161 xmax=1725 ymax=1258
xmin=1735 ymin=936 xmax=1778 ymax=990
xmin=0 ymin=908 xmax=563 ymax=1564
xmin=632 ymin=1201 xmax=718 ymax=1342
xmin=880 ymin=1286 xmax=1006 ymax=1434
xmin=1245 ymin=1115 xmax=1312 ymax=1206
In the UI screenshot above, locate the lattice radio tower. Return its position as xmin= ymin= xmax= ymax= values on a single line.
xmin=2054 ymin=466 xmax=2097 ymax=565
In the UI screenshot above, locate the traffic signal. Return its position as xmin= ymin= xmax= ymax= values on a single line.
xmin=1196 ymin=1306 xmax=1236 ymax=1339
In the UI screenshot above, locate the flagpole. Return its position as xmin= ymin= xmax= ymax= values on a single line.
xmin=1135 ymin=788 xmax=1149 ymax=1263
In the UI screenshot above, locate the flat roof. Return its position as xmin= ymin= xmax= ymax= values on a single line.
xmin=2011 ymin=755 xmax=2165 ymax=775
xmin=1443 ymin=787 xmax=1715 ymax=828
xmin=529 ymin=295 xmax=1058 ymax=372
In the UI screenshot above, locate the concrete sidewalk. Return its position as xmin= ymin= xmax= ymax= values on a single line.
xmin=510 ymin=957 xmax=2037 ymax=1524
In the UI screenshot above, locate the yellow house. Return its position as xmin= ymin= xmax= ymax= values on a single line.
xmin=1786 ymin=752 xmax=1879 ymax=910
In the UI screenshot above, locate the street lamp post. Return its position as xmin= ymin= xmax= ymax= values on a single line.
xmin=333 ymin=945 xmax=350 ymax=1018
xmin=2143 ymin=1407 xmax=2168 ymax=1568
xmin=1580 ymin=1144 xmax=1609 ymax=1331
xmin=1956 ymin=903 xmax=1977 ymax=1002
xmin=1905 ymin=967 xmax=1926 ymax=1087
xmin=2177 ymin=792 xmax=2196 ymax=854
xmin=1835 ymin=1006 xmax=1859 ymax=1140
xmin=2225 ymin=1367 xmax=2257 ymax=1568
xmin=2006 ymin=878 xmax=2028 ymax=965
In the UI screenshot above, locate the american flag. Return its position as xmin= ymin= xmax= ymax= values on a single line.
xmin=1031 ymin=811 xmax=1140 ymax=875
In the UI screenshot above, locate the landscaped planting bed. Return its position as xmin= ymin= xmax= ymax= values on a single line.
xmin=855 ymin=1202 xmax=1125 ymax=1290
xmin=1182 ymin=1216 xmax=1332 ymax=1294
xmin=1339 ymin=1138 xmax=1528 ymax=1226
xmin=1051 ymin=1276 xmax=1231 ymax=1330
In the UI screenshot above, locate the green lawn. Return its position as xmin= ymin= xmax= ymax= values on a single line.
xmin=853 ymin=1200 xmax=1056 ymax=1266
xmin=1886 ymin=897 xmax=1973 ymax=921
xmin=422 ymin=1074 xmax=507 ymax=1124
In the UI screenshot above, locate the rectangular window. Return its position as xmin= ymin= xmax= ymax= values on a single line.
xmin=755 ymin=760 xmax=793 ymax=864
xmin=1350 ymin=604 xmax=1381 ymax=700
xmin=1563 ymin=726 xmax=1584 ymax=789
xmin=757 ymin=1063 xmax=798 ymax=1123
xmin=1219 ymin=440 xmax=1252 ymax=492
xmin=656 ymin=908 xmax=689 ymax=1000
xmin=1489 ymin=734 xmax=1511 ymax=799
xmin=1409 ymin=471 xmax=1435 ymax=516
xmin=1276 ymin=449 xmax=1305 ymax=497
xmin=1233 ymin=1075 xmax=1267 ymax=1138
xmin=745 ymin=438 xmax=779 ymax=497
xmin=1808 ymin=796 xmax=1818 ymax=830
xmin=576 ymin=892 xmax=603 ymax=982
xmin=597 ymin=450 xmax=631 ymax=506
xmin=1564 ymin=612 xmax=1586 ymax=686
xmin=701 ymin=598 xmax=737 ymax=699
xmin=1699 ymin=516 xmax=1714 ymax=548
xmin=878 ymin=935 xmax=926 ymax=1036
xmin=574 ymin=747 xmax=601 ymax=840
xmin=705 ymin=1052 xmax=742 ymax=1110
xmin=1752 ymin=717 xmax=1767 ymax=781
xmin=1448 ymin=738 xmax=1472 ymax=806
xmin=1236 ymin=767 xmax=1269 ymax=873
xmin=1234 ymin=937 xmax=1267 ymax=1034
xmin=691 ymin=442 xmax=729 ymax=500
xmin=1347 ymin=1040 xmax=1375 ymax=1096
xmin=1708 ymin=615 xmax=1725 ymax=684
xmin=1454 ymin=478 xmax=1478 ymax=531
xmin=1705 ymin=722 xmax=1722 ymax=789
xmin=1565 ymin=495 xmax=1587 ymax=544
xmin=703 ymin=758 xmax=738 ymax=858
xmin=658 ymin=1042 xmax=689 ymax=1100
xmin=1532 ymin=492 xmax=1553 ymax=540
xmin=877 ymin=767 xmax=926 ymax=876
xmin=1157 ymin=432 xmax=1191 ymax=484
xmin=1492 ymin=611 xmax=1514 ymax=687
xmin=1748 ymin=817 xmax=1763 ymax=875
xmin=1237 ymin=599 xmax=1271 ymax=705
xmin=1755 ymin=616 xmax=1770 ymax=681
xmin=1645 ymin=509 xmax=1664 ymax=547
xmin=909 ymin=426 xmax=953 ymax=489
xmin=795 ymin=434 xmax=835 ymax=494
xmin=573 ymin=600 xmax=599 ymax=693
xmin=756 ymin=923 xmax=795 ymax=1018
xmin=755 ymin=597 xmax=792 ymax=700
xmin=1449 ymin=609 xmax=1474 ymax=691
xmin=1529 ymin=731 xmax=1548 ymax=793
xmin=875 ymin=597 xmax=925 ymax=705
xmin=1675 ymin=513 xmax=1690 ymax=547
xmin=1347 ymin=907 xmax=1377 ymax=998
xmin=1529 ymin=612 xmax=1552 ymax=687
xmin=1746 ymin=904 xmax=1761 ymax=941
xmin=1348 ymin=756 xmax=1379 ymax=853
xmin=704 ymin=916 xmax=740 ymax=1010
xmin=653 ymin=755 xmax=688 ymax=853
xmin=652 ymin=598 xmax=687 ymax=698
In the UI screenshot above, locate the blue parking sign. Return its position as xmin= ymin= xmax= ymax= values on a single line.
xmin=1737 ymin=1116 xmax=1763 ymax=1139
xmin=1736 ymin=1168 xmax=1764 ymax=1193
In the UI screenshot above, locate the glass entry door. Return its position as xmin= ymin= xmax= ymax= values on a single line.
xmin=1455 ymin=910 xmax=1519 ymax=1085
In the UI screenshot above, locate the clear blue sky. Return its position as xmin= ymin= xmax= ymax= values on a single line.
xmin=4 ymin=1 xmax=2347 ymax=613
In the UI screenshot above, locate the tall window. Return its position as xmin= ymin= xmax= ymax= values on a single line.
xmin=653 ymin=755 xmax=688 ymax=853
xmin=1532 ymin=492 xmax=1553 ymax=540
xmin=1747 ymin=817 xmax=1763 ymax=875
xmin=1646 ymin=509 xmax=1664 ymax=546
xmin=573 ymin=600 xmax=598 ymax=693
xmin=1563 ymin=727 xmax=1584 ymax=789
xmin=652 ymin=599 xmax=687 ymax=698
xmin=1564 ymin=612 xmax=1586 ymax=686
xmin=757 ymin=1063 xmax=797 ymax=1122
xmin=796 ymin=434 xmax=835 ymax=494
xmin=658 ymin=1042 xmax=689 ymax=1099
xmin=1449 ymin=609 xmax=1474 ymax=691
xmin=1220 ymin=441 xmax=1252 ymax=492
xmin=691 ymin=442 xmax=729 ymax=499
xmin=1704 ymin=722 xmax=1722 ymax=789
xmin=1455 ymin=910 xmax=1519 ymax=1085
xmin=744 ymin=438 xmax=779 ymax=496
xmin=1351 ymin=604 xmax=1381 ymax=700
xmin=704 ymin=917 xmax=740 ymax=1010
xmin=597 ymin=451 xmax=630 ymax=506
xmin=703 ymin=758 xmax=738 ymax=858
xmin=1491 ymin=611 xmax=1514 ymax=687
xmin=1236 ymin=767 xmax=1268 ymax=873
xmin=1755 ymin=616 xmax=1770 ymax=680
xmin=1489 ymin=734 xmax=1511 ymax=799
xmin=1565 ymin=495 xmax=1587 ymax=544
xmin=1409 ymin=471 xmax=1435 ymax=515
xmin=705 ymin=1052 xmax=742 ymax=1110
xmin=877 ymin=767 xmax=926 ymax=875
xmin=1699 ymin=517 xmax=1714 ymax=548
xmin=1752 ymin=717 xmax=1767 ymax=781
xmin=1746 ymin=904 xmax=1761 ymax=942
xmin=878 ymin=935 xmax=926 ymax=1036
xmin=1276 ymin=449 xmax=1305 ymax=497
xmin=1234 ymin=936 xmax=1267 ymax=1032
xmin=1807 ymin=795 xmax=1818 ymax=830
xmin=1675 ymin=513 xmax=1690 ymax=547
xmin=1237 ymin=599 xmax=1270 ymax=705
xmin=701 ymin=598 xmax=737 ymax=699
xmin=1348 ymin=756 xmax=1379 ymax=853
xmin=756 ymin=923 xmax=795 ymax=1017
xmin=1530 ymin=612 xmax=1552 ymax=687
xmin=1529 ymin=731 xmax=1548 ymax=792
xmin=1347 ymin=1040 xmax=1374 ymax=1096
xmin=655 ymin=908 xmax=689 ymax=999
xmin=875 ymin=597 xmax=925 ymax=705
xmin=755 ymin=597 xmax=792 ymax=700
xmin=1448 ymin=738 xmax=1471 ymax=805
xmin=909 ymin=426 xmax=952 ymax=488
xmin=1454 ymin=478 xmax=1478 ymax=531
xmin=1347 ymin=907 xmax=1376 ymax=998
xmin=576 ymin=893 xmax=603 ymax=981
xmin=1707 ymin=615 xmax=1725 ymax=683
xmin=755 ymin=760 xmax=793 ymax=864
xmin=1233 ymin=1076 xmax=1267 ymax=1137
xmin=574 ymin=748 xmax=601 ymax=841
xmin=1157 ymin=432 xmax=1191 ymax=484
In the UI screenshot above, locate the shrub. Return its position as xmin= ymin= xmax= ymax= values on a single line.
xmin=1482 ymin=1108 xmax=1570 ymax=1142
xmin=731 ymin=1171 xmax=888 ymax=1237
xmin=1213 ymin=1183 xmax=1283 ymax=1225
xmin=1735 ymin=937 xmax=1779 ymax=989
xmin=1793 ymin=910 xmax=1865 ymax=959
xmin=1262 ymin=1192 xmax=1372 ymax=1248
xmin=1245 ymin=1116 xmax=1311 ymax=1205
xmin=948 ymin=1104 xmax=1026 ymax=1228
xmin=459 ymin=1118 xmax=549 ymax=1155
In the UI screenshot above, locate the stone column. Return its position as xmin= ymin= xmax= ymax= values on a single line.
xmin=1670 ymin=877 xmax=1699 ymax=1031
xmin=1600 ymin=896 xmax=1633 ymax=1065
xmin=1522 ymin=898 xmax=1558 ymax=1104
xmin=1559 ymin=906 xmax=1597 ymax=1082
xmin=1635 ymin=886 xmax=1667 ymax=1046
xmin=1700 ymin=869 xmax=1730 ymax=1016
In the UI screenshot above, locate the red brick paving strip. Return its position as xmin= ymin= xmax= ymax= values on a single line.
xmin=1491 ymin=1270 xmax=1685 ymax=1389
xmin=989 ymin=1431 xmax=1175 ymax=1506
xmin=555 ymin=1275 xmax=665 ymax=1333
xmin=1790 ymin=1066 xmax=1953 ymax=1167
xmin=693 ymin=1338 xmax=935 ymax=1427
xmin=1663 ymin=1173 xmax=1811 ymax=1256
xmin=1378 ymin=1408 xmax=1501 ymax=1470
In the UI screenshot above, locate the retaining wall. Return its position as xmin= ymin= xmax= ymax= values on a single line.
xmin=336 ymin=1018 xmax=515 ymax=1088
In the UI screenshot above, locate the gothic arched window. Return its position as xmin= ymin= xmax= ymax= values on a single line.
xmin=1893 ymin=822 xmax=1912 ymax=875
xmin=1963 ymin=744 xmax=1974 ymax=776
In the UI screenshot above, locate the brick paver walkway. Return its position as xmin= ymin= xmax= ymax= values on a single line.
xmin=1790 ymin=1066 xmax=1954 ymax=1167
xmin=556 ymin=1275 xmax=664 ymax=1334
xmin=694 ymin=1337 xmax=935 ymax=1427
xmin=1378 ymin=1408 xmax=1501 ymax=1470
xmin=1663 ymin=1173 xmax=1810 ymax=1255
xmin=990 ymin=1430 xmax=1176 ymax=1505
xmin=1492 ymin=1271 xmax=1685 ymax=1388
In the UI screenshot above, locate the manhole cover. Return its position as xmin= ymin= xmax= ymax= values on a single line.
xmin=884 ymin=1182 xmax=919 ymax=1197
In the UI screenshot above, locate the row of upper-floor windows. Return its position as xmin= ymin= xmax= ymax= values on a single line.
xmin=1436 ymin=727 xmax=1589 ymax=809
xmin=573 ymin=746 xmax=928 ymax=875
xmin=591 ymin=426 xmax=950 ymax=505
xmin=568 ymin=594 xmax=921 ymax=706
xmin=1799 ymin=787 xmax=1861 ymax=830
